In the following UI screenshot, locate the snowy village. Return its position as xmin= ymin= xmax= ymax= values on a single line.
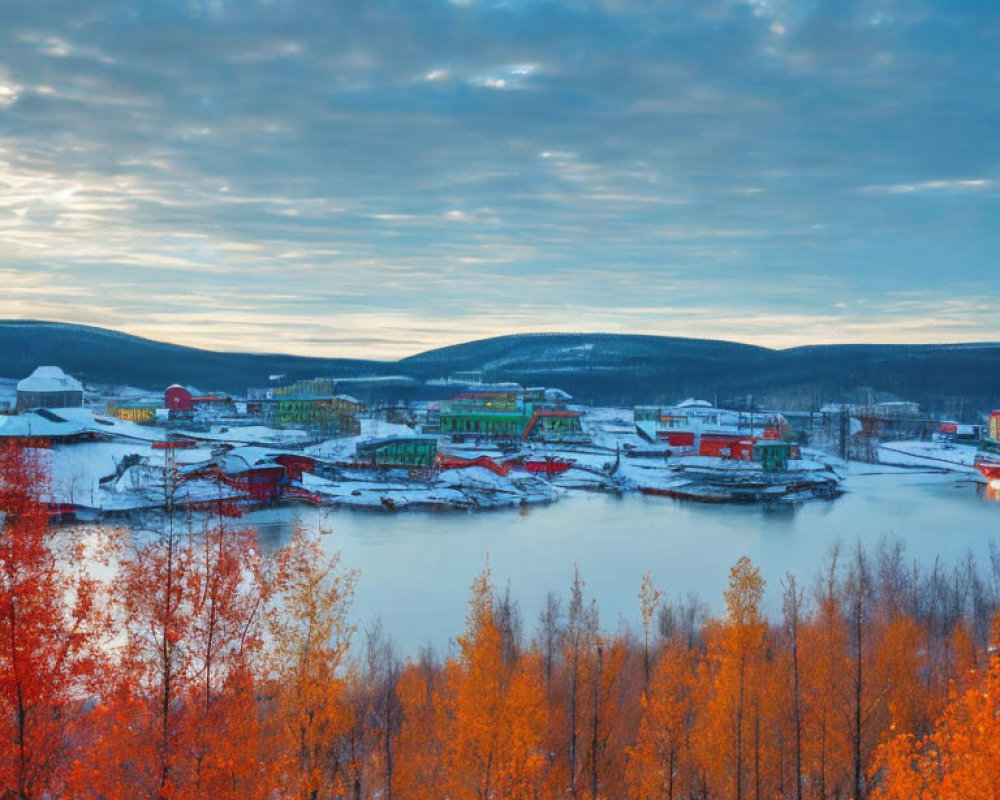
xmin=2 ymin=363 xmax=997 ymax=523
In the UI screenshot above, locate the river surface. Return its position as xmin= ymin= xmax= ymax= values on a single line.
xmin=243 ymin=470 xmax=999 ymax=656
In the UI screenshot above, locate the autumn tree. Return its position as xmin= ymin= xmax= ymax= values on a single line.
xmin=0 ymin=443 xmax=111 ymax=800
xmin=336 ymin=621 xmax=402 ymax=800
xmin=782 ymin=574 xmax=805 ymax=800
xmin=561 ymin=566 xmax=598 ymax=797
xmin=798 ymin=547 xmax=853 ymax=799
xmin=627 ymin=634 xmax=697 ymax=800
xmin=639 ymin=571 xmax=663 ymax=690
xmin=872 ymin=649 xmax=1000 ymax=800
xmin=394 ymin=649 xmax=446 ymax=799
xmin=269 ymin=532 xmax=358 ymax=799
xmin=74 ymin=508 xmax=274 ymax=800
xmin=696 ymin=556 xmax=767 ymax=800
xmin=437 ymin=565 xmax=547 ymax=800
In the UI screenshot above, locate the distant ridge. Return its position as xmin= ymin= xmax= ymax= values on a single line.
xmin=0 ymin=320 xmax=383 ymax=394
xmin=1 ymin=320 xmax=999 ymax=416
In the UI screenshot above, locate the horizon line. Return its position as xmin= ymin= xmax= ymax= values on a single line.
xmin=3 ymin=317 xmax=1000 ymax=363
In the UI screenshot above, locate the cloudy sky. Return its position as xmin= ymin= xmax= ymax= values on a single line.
xmin=1 ymin=0 xmax=998 ymax=358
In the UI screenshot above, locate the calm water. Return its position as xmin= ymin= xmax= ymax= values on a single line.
xmin=245 ymin=471 xmax=999 ymax=655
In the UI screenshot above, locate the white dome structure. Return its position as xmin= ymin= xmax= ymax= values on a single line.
xmin=16 ymin=366 xmax=84 ymax=411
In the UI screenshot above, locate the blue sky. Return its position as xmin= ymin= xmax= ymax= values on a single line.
xmin=1 ymin=0 xmax=998 ymax=358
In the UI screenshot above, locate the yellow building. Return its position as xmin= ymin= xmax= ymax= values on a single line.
xmin=106 ymin=402 xmax=158 ymax=424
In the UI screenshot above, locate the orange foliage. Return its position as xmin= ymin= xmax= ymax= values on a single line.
xmin=436 ymin=567 xmax=548 ymax=799
xmin=873 ymin=653 xmax=1000 ymax=800
xmin=267 ymin=532 xmax=357 ymax=799
xmin=2 ymin=462 xmax=999 ymax=800
xmin=627 ymin=639 xmax=697 ymax=800
xmin=0 ymin=444 xmax=111 ymax=800
xmin=71 ymin=519 xmax=274 ymax=800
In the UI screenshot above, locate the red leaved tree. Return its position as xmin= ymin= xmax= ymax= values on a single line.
xmin=0 ymin=443 xmax=111 ymax=800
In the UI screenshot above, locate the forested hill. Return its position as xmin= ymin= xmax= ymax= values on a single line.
xmin=0 ymin=321 xmax=382 ymax=394
xmin=2 ymin=321 xmax=999 ymax=416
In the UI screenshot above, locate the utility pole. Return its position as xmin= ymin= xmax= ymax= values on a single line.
xmin=840 ymin=408 xmax=849 ymax=462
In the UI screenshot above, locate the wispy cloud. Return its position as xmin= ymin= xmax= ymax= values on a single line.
xmin=859 ymin=179 xmax=995 ymax=195
xmin=0 ymin=0 xmax=997 ymax=357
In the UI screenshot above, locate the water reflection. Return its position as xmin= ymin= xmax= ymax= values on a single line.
xmin=231 ymin=472 xmax=998 ymax=654
xmin=976 ymin=480 xmax=1000 ymax=504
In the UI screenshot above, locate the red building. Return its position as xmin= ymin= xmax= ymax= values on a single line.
xmin=657 ymin=431 xmax=695 ymax=448
xmin=220 ymin=465 xmax=285 ymax=501
xmin=699 ymin=434 xmax=757 ymax=460
xmin=165 ymin=384 xmax=194 ymax=412
xmin=274 ymin=453 xmax=318 ymax=482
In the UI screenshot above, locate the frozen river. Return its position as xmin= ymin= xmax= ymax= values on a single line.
xmin=244 ymin=469 xmax=999 ymax=655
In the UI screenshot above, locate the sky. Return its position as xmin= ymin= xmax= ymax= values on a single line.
xmin=1 ymin=0 xmax=998 ymax=359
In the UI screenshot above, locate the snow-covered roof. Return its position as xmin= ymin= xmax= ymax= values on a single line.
xmin=47 ymin=407 xmax=169 ymax=443
xmin=17 ymin=366 xmax=83 ymax=394
xmin=226 ymin=445 xmax=281 ymax=466
xmin=221 ymin=449 xmax=285 ymax=474
xmin=0 ymin=411 xmax=89 ymax=438
xmin=676 ymin=398 xmax=713 ymax=409
xmin=357 ymin=435 xmax=436 ymax=449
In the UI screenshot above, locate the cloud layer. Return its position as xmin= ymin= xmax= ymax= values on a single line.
xmin=1 ymin=0 xmax=998 ymax=357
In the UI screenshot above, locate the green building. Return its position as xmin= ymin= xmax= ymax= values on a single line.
xmin=438 ymin=409 xmax=530 ymax=440
xmin=263 ymin=395 xmax=361 ymax=434
xmin=355 ymin=436 xmax=437 ymax=468
xmin=523 ymin=408 xmax=586 ymax=442
xmin=274 ymin=378 xmax=336 ymax=397
xmin=754 ymin=440 xmax=793 ymax=473
xmin=437 ymin=391 xmax=531 ymax=441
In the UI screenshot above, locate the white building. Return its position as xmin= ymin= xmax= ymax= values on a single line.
xmin=16 ymin=366 xmax=84 ymax=411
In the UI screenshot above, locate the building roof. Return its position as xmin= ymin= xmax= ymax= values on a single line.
xmin=676 ymin=398 xmax=713 ymax=409
xmin=533 ymin=408 xmax=581 ymax=418
xmin=17 ymin=366 xmax=83 ymax=394
xmin=0 ymin=410 xmax=90 ymax=439
xmin=221 ymin=447 xmax=287 ymax=474
xmin=357 ymin=435 xmax=436 ymax=449
xmin=226 ymin=446 xmax=281 ymax=466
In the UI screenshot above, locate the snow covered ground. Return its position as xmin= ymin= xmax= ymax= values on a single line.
xmin=14 ymin=401 xmax=993 ymax=518
xmin=876 ymin=440 xmax=981 ymax=474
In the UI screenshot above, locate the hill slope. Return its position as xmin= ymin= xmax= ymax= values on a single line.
xmin=0 ymin=321 xmax=386 ymax=394
xmin=2 ymin=322 xmax=998 ymax=415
